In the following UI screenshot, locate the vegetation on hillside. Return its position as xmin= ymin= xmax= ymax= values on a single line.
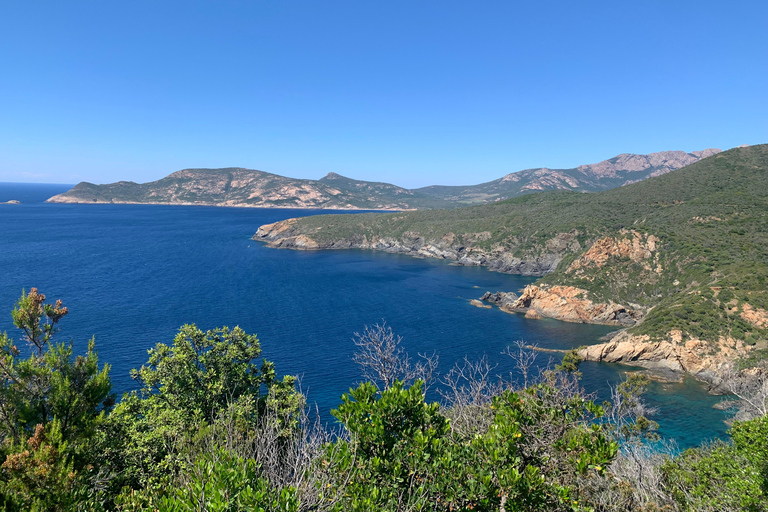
xmin=0 ymin=290 xmax=767 ymax=511
xmin=257 ymin=145 xmax=768 ymax=350
xmin=47 ymin=150 xmax=716 ymax=210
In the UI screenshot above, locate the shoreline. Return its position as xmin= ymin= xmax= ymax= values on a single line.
xmin=43 ymin=199 xmax=408 ymax=212
xmin=254 ymin=222 xmax=751 ymax=396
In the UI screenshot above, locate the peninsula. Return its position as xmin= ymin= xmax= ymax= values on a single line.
xmin=254 ymin=145 xmax=768 ymax=383
xmin=46 ymin=149 xmax=719 ymax=209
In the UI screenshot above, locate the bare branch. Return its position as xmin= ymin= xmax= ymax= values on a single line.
xmin=439 ymin=355 xmax=502 ymax=439
xmin=352 ymin=322 xmax=438 ymax=392
xmin=718 ymin=361 xmax=768 ymax=420
xmin=502 ymin=340 xmax=539 ymax=389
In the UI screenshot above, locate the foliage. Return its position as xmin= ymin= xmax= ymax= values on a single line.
xmin=95 ymin=324 xmax=303 ymax=494
xmin=0 ymin=421 xmax=81 ymax=511
xmin=11 ymin=288 xmax=69 ymax=356
xmin=662 ymin=423 xmax=767 ymax=512
xmin=155 ymin=448 xmax=299 ymax=512
xmin=4 ymin=291 xmax=768 ymax=511
xmin=331 ymin=380 xmax=450 ymax=511
xmin=0 ymin=288 xmax=114 ymax=511
xmin=331 ymin=375 xmax=618 ymax=511
xmin=0 ymin=289 xmax=112 ymax=446
xmin=555 ymin=349 xmax=582 ymax=376
xmin=0 ymin=290 xmax=112 ymax=511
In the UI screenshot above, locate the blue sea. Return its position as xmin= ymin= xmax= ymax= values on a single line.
xmin=0 ymin=183 xmax=729 ymax=449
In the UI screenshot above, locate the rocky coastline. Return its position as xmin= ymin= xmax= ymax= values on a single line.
xmin=474 ymin=287 xmax=757 ymax=388
xmin=254 ymin=219 xmax=572 ymax=276
xmin=254 ymin=219 xmax=763 ymax=389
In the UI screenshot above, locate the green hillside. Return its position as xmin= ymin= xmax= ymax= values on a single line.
xmin=47 ymin=150 xmax=718 ymax=209
xmin=256 ymin=145 xmax=768 ymax=351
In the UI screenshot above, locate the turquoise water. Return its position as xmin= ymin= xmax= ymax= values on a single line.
xmin=0 ymin=184 xmax=730 ymax=448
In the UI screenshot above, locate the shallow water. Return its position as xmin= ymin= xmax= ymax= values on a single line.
xmin=0 ymin=184 xmax=731 ymax=448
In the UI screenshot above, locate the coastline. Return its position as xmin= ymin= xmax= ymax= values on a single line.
xmin=44 ymin=198 xmax=409 ymax=212
xmin=254 ymin=219 xmax=756 ymax=393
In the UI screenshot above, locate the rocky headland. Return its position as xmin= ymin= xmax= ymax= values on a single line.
xmin=47 ymin=149 xmax=719 ymax=209
xmin=492 ymin=284 xmax=644 ymax=326
xmin=254 ymin=146 xmax=768 ymax=386
xmin=576 ymin=330 xmax=759 ymax=389
xmin=254 ymin=220 xmax=577 ymax=276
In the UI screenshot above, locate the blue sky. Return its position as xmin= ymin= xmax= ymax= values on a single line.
xmin=1 ymin=1 xmax=766 ymax=187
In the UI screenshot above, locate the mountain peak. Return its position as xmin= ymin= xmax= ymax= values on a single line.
xmin=322 ymin=172 xmax=345 ymax=180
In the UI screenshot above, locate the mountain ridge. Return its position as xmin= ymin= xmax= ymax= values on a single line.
xmin=47 ymin=148 xmax=720 ymax=209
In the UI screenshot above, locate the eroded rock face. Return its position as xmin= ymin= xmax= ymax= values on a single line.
xmin=507 ymin=285 xmax=643 ymax=326
xmin=578 ymin=330 xmax=752 ymax=382
xmin=741 ymin=303 xmax=768 ymax=329
xmin=576 ymin=149 xmax=721 ymax=180
xmin=567 ymin=230 xmax=659 ymax=274
xmin=255 ymin=222 xmax=578 ymax=277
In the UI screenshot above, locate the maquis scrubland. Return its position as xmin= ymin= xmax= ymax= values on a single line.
xmin=0 ymin=289 xmax=766 ymax=511
xmin=256 ymin=145 xmax=768 ymax=386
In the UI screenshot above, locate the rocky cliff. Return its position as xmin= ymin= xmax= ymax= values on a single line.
xmin=501 ymin=284 xmax=644 ymax=326
xmin=255 ymin=220 xmax=580 ymax=276
xmin=577 ymin=330 xmax=753 ymax=384
xmin=254 ymin=145 xmax=768 ymax=382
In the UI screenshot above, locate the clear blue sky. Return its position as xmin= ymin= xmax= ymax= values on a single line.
xmin=1 ymin=1 xmax=766 ymax=187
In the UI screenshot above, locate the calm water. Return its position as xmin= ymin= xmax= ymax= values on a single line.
xmin=0 ymin=183 xmax=729 ymax=448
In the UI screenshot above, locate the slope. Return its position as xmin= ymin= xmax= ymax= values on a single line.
xmin=47 ymin=149 xmax=719 ymax=209
xmin=254 ymin=145 xmax=768 ymax=377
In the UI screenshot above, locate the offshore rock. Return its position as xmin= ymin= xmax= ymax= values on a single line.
xmin=469 ymin=299 xmax=492 ymax=309
xmin=480 ymin=291 xmax=519 ymax=309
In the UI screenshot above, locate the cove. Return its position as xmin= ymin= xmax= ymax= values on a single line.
xmin=0 ymin=183 xmax=730 ymax=449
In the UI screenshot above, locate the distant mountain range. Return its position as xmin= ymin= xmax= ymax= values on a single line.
xmin=47 ymin=149 xmax=721 ymax=209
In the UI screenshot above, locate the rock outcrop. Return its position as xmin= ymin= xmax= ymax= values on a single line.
xmin=578 ymin=330 xmax=752 ymax=384
xmin=479 ymin=291 xmax=519 ymax=310
xmin=567 ymin=231 xmax=660 ymax=275
xmin=505 ymin=285 xmax=643 ymax=326
xmin=741 ymin=303 xmax=768 ymax=329
xmin=576 ymin=149 xmax=721 ymax=183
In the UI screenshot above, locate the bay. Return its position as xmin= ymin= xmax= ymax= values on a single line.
xmin=0 ymin=183 xmax=729 ymax=449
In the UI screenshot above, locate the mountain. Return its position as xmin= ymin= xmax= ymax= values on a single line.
xmin=46 ymin=149 xmax=720 ymax=209
xmin=414 ymin=149 xmax=721 ymax=204
xmin=46 ymin=168 xmax=435 ymax=210
xmin=254 ymin=145 xmax=768 ymax=382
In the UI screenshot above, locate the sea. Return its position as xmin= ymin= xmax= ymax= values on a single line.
xmin=0 ymin=182 xmax=730 ymax=449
